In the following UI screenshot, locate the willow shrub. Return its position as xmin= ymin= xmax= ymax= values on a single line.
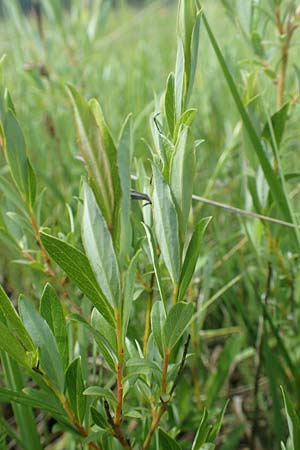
xmin=0 ymin=1 xmax=227 ymax=449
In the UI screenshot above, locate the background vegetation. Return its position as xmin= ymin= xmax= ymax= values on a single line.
xmin=0 ymin=0 xmax=300 ymax=449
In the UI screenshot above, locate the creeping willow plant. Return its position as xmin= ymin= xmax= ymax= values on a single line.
xmin=0 ymin=1 xmax=230 ymax=449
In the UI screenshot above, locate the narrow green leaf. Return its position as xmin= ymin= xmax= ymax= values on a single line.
xmin=175 ymin=37 xmax=185 ymax=119
xmin=151 ymin=301 xmax=166 ymax=357
xmin=281 ymin=386 xmax=300 ymax=450
xmin=0 ymin=414 xmax=32 ymax=450
xmin=1 ymin=110 xmax=28 ymax=198
xmin=91 ymin=308 xmax=117 ymax=354
xmin=40 ymin=232 xmax=115 ymax=326
xmin=152 ymin=165 xmax=181 ymax=285
xmin=118 ymin=113 xmax=132 ymax=257
xmin=165 ymin=72 xmax=176 ymax=137
xmin=262 ymin=103 xmax=289 ymax=149
xmin=23 ymin=387 xmax=65 ymax=417
xmin=122 ymin=250 xmax=141 ymax=340
xmin=173 ymin=108 xmax=197 ymax=142
xmin=82 ymin=182 xmax=120 ymax=307
xmin=198 ymin=444 xmax=215 ymax=450
xmin=170 ymin=125 xmax=195 ymax=235
xmin=0 ymin=175 xmax=28 ymax=216
xmin=65 ymin=357 xmax=86 ymax=423
xmin=70 ymin=313 xmax=117 ymax=372
xmin=163 ymin=302 xmax=193 ymax=351
xmin=0 ymin=321 xmax=32 ymax=368
xmin=90 ymin=406 xmax=108 ymax=429
xmin=202 ymin=14 xmax=300 ymax=247
xmin=0 ymin=227 xmax=20 ymax=253
xmin=84 ymin=386 xmax=117 ymax=405
xmin=0 ymin=353 xmax=42 ymax=449
xmin=26 ymin=159 xmax=37 ymax=209
xmin=186 ymin=12 xmax=201 ymax=104
xmin=159 ymin=428 xmax=182 ymax=450
xmin=0 ymin=386 xmax=65 ymax=417
xmin=192 ymin=409 xmax=210 ymax=450
xmin=178 ymin=217 xmax=212 ymax=302
xmin=66 ymin=84 xmax=115 ymax=229
xmin=19 ymin=297 xmax=64 ymax=392
xmin=208 ymin=401 xmax=229 ymax=442
xmin=40 ymin=283 xmax=68 ymax=369
xmin=142 ymin=223 xmax=167 ymax=310
xmin=0 ymin=283 xmax=34 ymax=351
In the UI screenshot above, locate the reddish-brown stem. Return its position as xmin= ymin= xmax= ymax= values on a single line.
xmin=107 ymin=309 xmax=132 ymax=449
xmin=135 ymin=271 xmax=152 ymax=292
xmin=142 ymin=402 xmax=168 ymax=450
xmin=115 ymin=308 xmax=124 ymax=426
xmin=275 ymin=5 xmax=298 ymax=109
xmin=172 ymin=284 xmax=179 ymax=304
xmin=143 ymin=272 xmax=155 ymax=356
xmin=161 ymin=348 xmax=170 ymax=394
xmin=142 ymin=335 xmax=191 ymax=450
xmin=58 ymin=393 xmax=102 ymax=450
xmin=29 ymin=212 xmax=55 ymax=277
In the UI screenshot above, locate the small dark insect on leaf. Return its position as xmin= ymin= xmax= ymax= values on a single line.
xmin=130 ymin=189 xmax=152 ymax=206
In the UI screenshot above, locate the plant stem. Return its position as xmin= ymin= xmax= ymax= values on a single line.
xmin=192 ymin=320 xmax=202 ymax=407
xmin=109 ymin=308 xmax=132 ymax=449
xmin=161 ymin=348 xmax=170 ymax=395
xmin=57 ymin=392 xmax=101 ymax=450
xmin=172 ymin=284 xmax=178 ymax=304
xmin=29 ymin=212 xmax=55 ymax=277
xmin=142 ymin=403 xmax=168 ymax=450
xmin=142 ymin=335 xmax=190 ymax=450
xmin=143 ymin=272 xmax=155 ymax=356
xmin=115 ymin=308 xmax=124 ymax=426
xmin=275 ymin=4 xmax=297 ymax=109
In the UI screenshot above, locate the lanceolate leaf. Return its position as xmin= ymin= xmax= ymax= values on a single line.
xmin=0 ymin=387 xmax=65 ymax=417
xmin=151 ymin=301 xmax=166 ymax=357
xmin=142 ymin=223 xmax=167 ymax=310
xmin=19 ymin=297 xmax=65 ymax=392
xmin=89 ymin=98 xmax=122 ymax=230
xmin=159 ymin=428 xmax=182 ymax=450
xmin=40 ymin=283 xmax=69 ymax=370
xmin=122 ymin=250 xmax=141 ymax=340
xmin=0 ymin=321 xmax=33 ymax=368
xmin=152 ymin=165 xmax=181 ymax=285
xmin=175 ymin=37 xmax=185 ymax=119
xmin=40 ymin=232 xmax=115 ymax=326
xmin=165 ymin=72 xmax=176 ymax=137
xmin=66 ymin=84 xmax=117 ymax=230
xmin=82 ymin=182 xmax=120 ymax=307
xmin=163 ymin=302 xmax=193 ymax=351
xmin=118 ymin=113 xmax=132 ymax=257
xmin=1 ymin=110 xmax=29 ymax=201
xmin=262 ymin=103 xmax=289 ymax=149
xmin=65 ymin=357 xmax=86 ymax=423
xmin=192 ymin=409 xmax=210 ymax=450
xmin=173 ymin=108 xmax=197 ymax=142
xmin=0 ymin=284 xmax=34 ymax=352
xmin=84 ymin=386 xmax=117 ymax=405
xmin=26 ymin=159 xmax=37 ymax=209
xmin=170 ymin=125 xmax=195 ymax=236
xmin=186 ymin=11 xmax=201 ymax=104
xmin=70 ymin=313 xmax=117 ymax=372
xmin=177 ymin=217 xmax=212 ymax=302
xmin=0 ymin=354 xmax=42 ymax=450
xmin=281 ymin=386 xmax=300 ymax=450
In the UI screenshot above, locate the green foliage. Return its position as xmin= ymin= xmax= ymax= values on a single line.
xmin=0 ymin=0 xmax=300 ymax=448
